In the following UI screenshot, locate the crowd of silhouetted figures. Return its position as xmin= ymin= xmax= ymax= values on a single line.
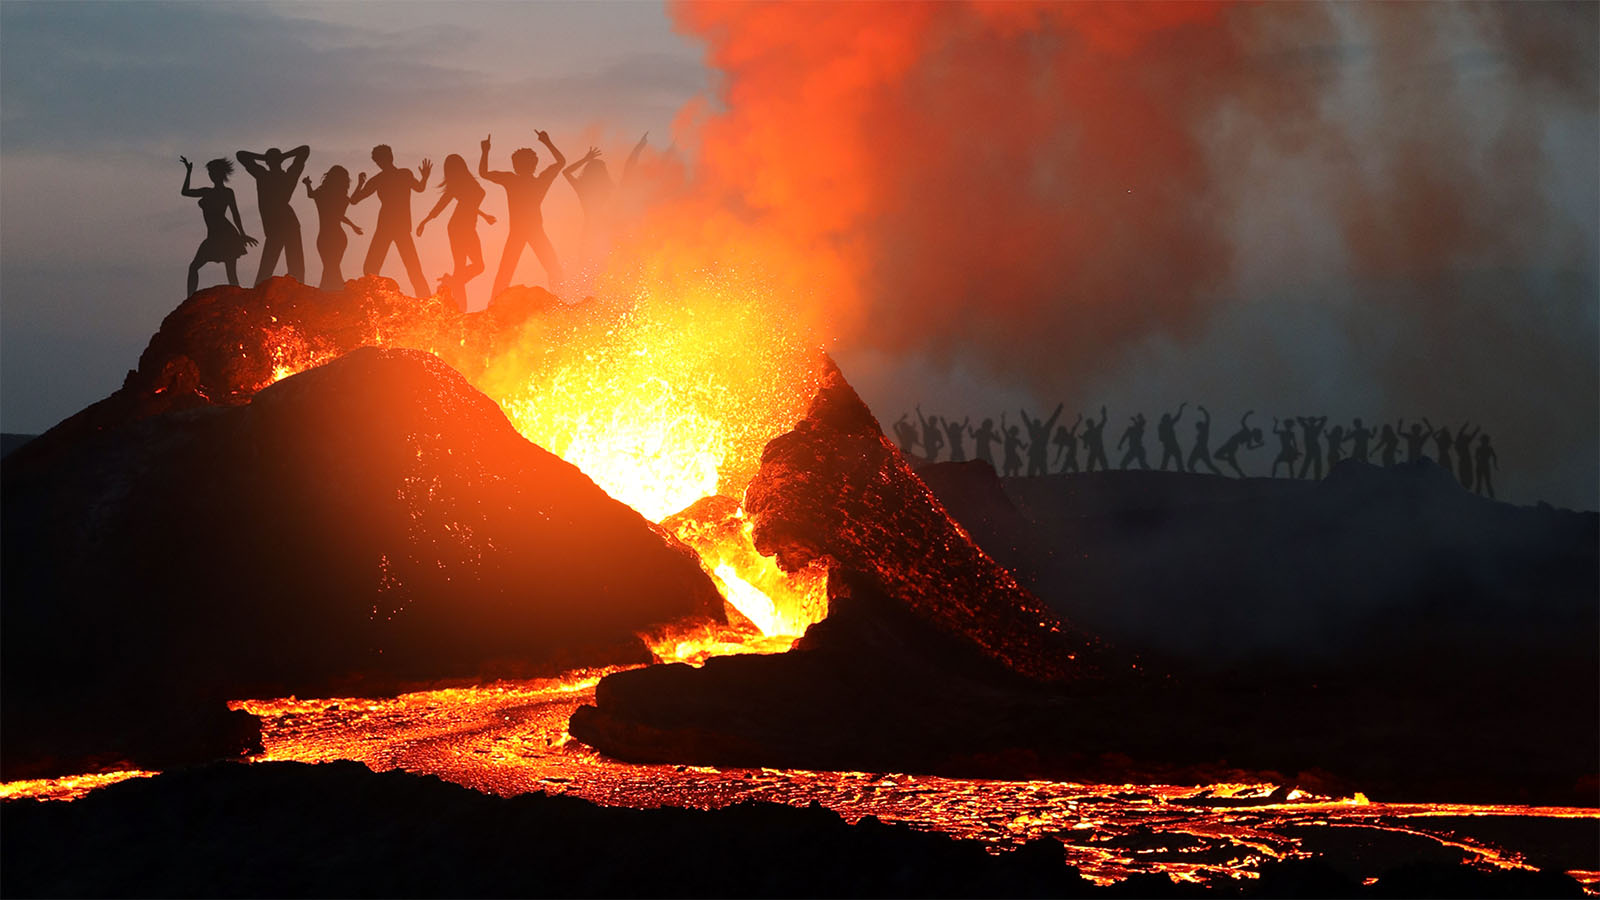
xmin=895 ymin=404 xmax=1501 ymax=497
xmin=180 ymin=131 xmax=649 ymax=307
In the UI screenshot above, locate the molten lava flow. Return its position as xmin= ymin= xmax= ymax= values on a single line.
xmin=0 ymin=770 xmax=156 ymax=803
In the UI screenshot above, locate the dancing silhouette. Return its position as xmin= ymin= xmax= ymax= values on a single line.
xmin=1214 ymin=412 xmax=1262 ymax=479
xmin=1453 ymin=423 xmax=1480 ymax=487
xmin=1348 ymin=418 xmax=1374 ymax=463
xmin=480 ymin=132 xmax=565 ymax=300
xmin=1473 ymin=434 xmax=1497 ymax=498
xmin=916 ymin=406 xmax=944 ymax=462
xmin=180 ymin=156 xmax=257 ymax=296
xmin=1081 ymin=407 xmax=1110 ymax=472
xmin=1021 ymin=404 xmax=1063 ymax=477
xmin=562 ymin=133 xmax=646 ymax=269
xmin=1054 ymin=414 xmax=1082 ymax=474
xmin=1187 ymin=405 xmax=1221 ymax=475
xmin=1001 ymin=413 xmax=1025 ymax=478
xmin=351 ymin=145 xmax=433 ymax=297
xmin=1117 ymin=414 xmax=1150 ymax=470
xmin=1402 ymin=419 xmax=1431 ymax=463
xmin=1326 ymin=424 xmax=1347 ymax=467
xmin=1156 ymin=403 xmax=1187 ymax=471
xmin=1377 ymin=422 xmax=1400 ymax=466
xmin=893 ymin=413 xmax=920 ymax=456
xmin=236 ymin=145 xmax=310 ymax=286
xmin=1431 ymin=423 xmax=1455 ymax=475
xmin=972 ymin=418 xmax=1000 ymax=470
xmin=1297 ymin=416 xmax=1328 ymax=479
xmin=302 ymin=166 xmax=363 ymax=290
xmin=944 ymin=416 xmax=972 ymax=463
xmin=1270 ymin=416 xmax=1300 ymax=478
xmin=417 ymin=154 xmax=496 ymax=312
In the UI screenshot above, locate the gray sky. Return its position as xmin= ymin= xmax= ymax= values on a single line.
xmin=1 ymin=1 xmax=1595 ymax=508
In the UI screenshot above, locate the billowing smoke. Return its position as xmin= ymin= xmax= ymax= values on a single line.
xmin=622 ymin=1 xmax=1596 ymax=506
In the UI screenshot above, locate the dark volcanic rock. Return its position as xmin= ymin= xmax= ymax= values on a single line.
xmin=2 ymin=348 xmax=721 ymax=779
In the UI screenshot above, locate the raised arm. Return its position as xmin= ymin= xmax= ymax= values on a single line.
xmin=283 ymin=145 xmax=311 ymax=181
xmin=1044 ymin=402 xmax=1065 ymax=432
xmin=412 ymin=158 xmax=433 ymax=193
xmin=479 ymin=136 xmax=511 ymax=181
xmin=302 ymin=177 xmax=316 ymax=201
xmin=537 ymin=130 xmax=565 ymax=176
xmin=349 ymin=171 xmax=376 ymax=204
xmin=622 ymin=131 xmax=648 ymax=185
xmin=1174 ymin=402 xmax=1187 ymax=423
xmin=1199 ymin=404 xmax=1210 ymax=424
xmin=235 ymin=149 xmax=267 ymax=178
xmin=180 ymin=157 xmax=203 ymax=197
xmin=564 ymin=147 xmax=600 ymax=186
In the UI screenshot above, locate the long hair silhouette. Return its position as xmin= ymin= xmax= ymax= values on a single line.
xmin=417 ymin=153 xmax=494 ymax=312
xmin=181 ymin=155 xmax=257 ymax=296
xmin=303 ymin=165 xmax=363 ymax=291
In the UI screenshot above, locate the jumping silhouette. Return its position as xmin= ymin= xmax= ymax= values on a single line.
xmin=1297 ymin=416 xmax=1328 ymax=479
xmin=944 ymin=416 xmax=972 ymax=463
xmin=1000 ymin=412 xmax=1026 ymax=478
xmin=562 ymin=133 xmax=647 ymax=270
xmin=1054 ymin=414 xmax=1082 ymax=474
xmin=1117 ymin=414 xmax=1150 ymax=470
xmin=1376 ymin=422 xmax=1400 ymax=466
xmin=1454 ymin=422 xmax=1480 ymax=487
xmin=181 ymin=156 xmax=258 ymax=296
xmin=1214 ymin=411 xmax=1262 ymax=479
xmin=916 ymin=405 xmax=944 ymax=462
xmin=1081 ymin=407 xmax=1110 ymax=472
xmin=972 ymin=418 xmax=1000 ymax=470
xmin=1187 ymin=405 xmax=1221 ymax=475
xmin=351 ymin=145 xmax=433 ymax=297
xmin=1348 ymin=418 xmax=1374 ymax=463
xmin=1326 ymin=424 xmax=1347 ymax=467
xmin=893 ymin=413 xmax=920 ymax=456
xmin=480 ymin=132 xmax=565 ymax=300
xmin=1402 ymin=419 xmax=1431 ymax=463
xmin=1021 ymin=404 xmax=1064 ymax=477
xmin=1270 ymin=416 xmax=1300 ymax=478
xmin=1473 ymin=434 xmax=1498 ymax=498
xmin=1156 ymin=403 xmax=1187 ymax=471
xmin=1431 ymin=423 xmax=1455 ymax=475
xmin=302 ymin=166 xmax=363 ymax=290
xmin=236 ymin=145 xmax=310 ymax=286
xmin=416 ymin=154 xmax=496 ymax=312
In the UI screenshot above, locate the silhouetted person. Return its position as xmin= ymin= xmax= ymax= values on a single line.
xmin=1473 ymin=434 xmax=1497 ymax=498
xmin=1270 ymin=416 xmax=1299 ymax=478
xmin=417 ymin=154 xmax=497 ymax=312
xmin=1021 ymin=403 xmax=1063 ymax=477
xmin=1055 ymin=414 xmax=1082 ymax=474
xmin=1187 ymin=405 xmax=1221 ymax=475
xmin=1454 ymin=422 xmax=1480 ymax=487
xmin=1297 ymin=416 xmax=1328 ymax=479
xmin=351 ymin=144 xmax=433 ymax=297
xmin=1376 ymin=422 xmax=1400 ymax=466
xmin=480 ymin=132 xmax=565 ymax=300
xmin=562 ymin=133 xmax=647 ymax=272
xmin=181 ymin=156 xmax=257 ymax=296
xmin=1001 ymin=413 xmax=1025 ymax=478
xmin=236 ymin=145 xmax=310 ymax=286
xmin=1117 ymin=414 xmax=1149 ymax=470
xmin=972 ymin=418 xmax=1000 ymax=470
xmin=1348 ymin=418 xmax=1374 ymax=463
xmin=1431 ymin=423 xmax=1454 ymax=475
xmin=1214 ymin=411 xmax=1262 ymax=479
xmin=1081 ymin=406 xmax=1110 ymax=472
xmin=1326 ymin=424 xmax=1346 ymax=466
xmin=893 ymin=413 xmax=920 ymax=456
xmin=302 ymin=166 xmax=363 ymax=290
xmin=915 ymin=405 xmax=944 ymax=462
xmin=1402 ymin=419 xmax=1431 ymax=463
xmin=1156 ymin=402 xmax=1187 ymax=471
xmin=944 ymin=416 xmax=972 ymax=463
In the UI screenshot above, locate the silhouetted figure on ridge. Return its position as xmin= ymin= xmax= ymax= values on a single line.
xmin=1021 ymin=403 xmax=1064 ymax=477
xmin=1117 ymin=414 xmax=1150 ymax=470
xmin=1348 ymin=418 xmax=1374 ymax=463
xmin=916 ymin=405 xmax=944 ymax=462
xmin=351 ymin=144 xmax=433 ymax=298
xmin=1187 ymin=405 xmax=1221 ymax=475
xmin=1081 ymin=407 xmax=1110 ymax=472
xmin=480 ymin=132 xmax=565 ymax=300
xmin=972 ymin=418 xmax=1000 ymax=470
xmin=893 ymin=413 xmax=920 ymax=456
xmin=1214 ymin=411 xmax=1262 ymax=479
xmin=1402 ymin=419 xmax=1431 ymax=463
xmin=181 ymin=156 xmax=257 ymax=296
xmin=1326 ymin=424 xmax=1347 ymax=466
xmin=302 ymin=166 xmax=363 ymax=291
xmin=1297 ymin=416 xmax=1328 ymax=479
xmin=1001 ymin=413 xmax=1025 ymax=478
xmin=562 ymin=133 xmax=647 ymax=273
xmin=1431 ymin=422 xmax=1455 ymax=475
xmin=1473 ymin=434 xmax=1498 ymax=498
xmin=1270 ymin=416 xmax=1299 ymax=478
xmin=943 ymin=416 xmax=972 ymax=463
xmin=417 ymin=154 xmax=497 ymax=313
xmin=1454 ymin=422 xmax=1480 ymax=487
xmin=1376 ymin=422 xmax=1400 ymax=466
xmin=1055 ymin=413 xmax=1082 ymax=474
xmin=1156 ymin=403 xmax=1187 ymax=471
xmin=237 ymin=145 xmax=310 ymax=286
